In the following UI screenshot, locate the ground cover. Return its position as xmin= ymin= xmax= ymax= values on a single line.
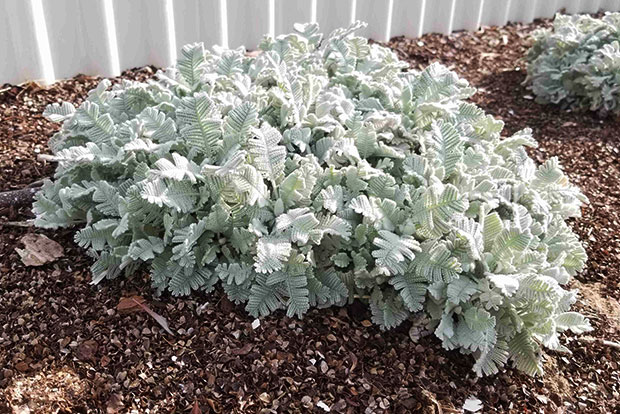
xmin=1 ymin=17 xmax=618 ymax=414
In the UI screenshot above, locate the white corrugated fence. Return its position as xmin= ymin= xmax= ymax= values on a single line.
xmin=2 ymin=0 xmax=620 ymax=85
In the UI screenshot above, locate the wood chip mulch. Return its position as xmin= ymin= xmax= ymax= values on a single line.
xmin=1 ymin=18 xmax=619 ymax=414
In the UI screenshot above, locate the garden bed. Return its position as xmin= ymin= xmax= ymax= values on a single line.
xmin=1 ymin=18 xmax=619 ymax=413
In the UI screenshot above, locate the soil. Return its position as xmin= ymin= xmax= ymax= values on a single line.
xmin=1 ymin=18 xmax=620 ymax=414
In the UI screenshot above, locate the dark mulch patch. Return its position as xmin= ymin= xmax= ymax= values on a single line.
xmin=0 ymin=68 xmax=156 ymax=193
xmin=1 ymin=18 xmax=619 ymax=414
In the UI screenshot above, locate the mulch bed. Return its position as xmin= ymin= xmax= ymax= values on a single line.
xmin=1 ymin=18 xmax=619 ymax=414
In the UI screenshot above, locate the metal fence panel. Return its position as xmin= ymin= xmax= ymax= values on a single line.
xmin=316 ymin=0 xmax=355 ymax=36
xmin=42 ymin=0 xmax=119 ymax=79
xmin=390 ymin=0 xmax=425 ymax=38
xmin=172 ymin=0 xmax=224 ymax=52
xmin=453 ymin=0 xmax=484 ymax=32
xmin=1 ymin=0 xmax=50 ymax=85
xmin=356 ymin=0 xmax=392 ymax=42
xmin=4 ymin=0 xmax=620 ymax=85
xmin=481 ymin=0 xmax=511 ymax=26
xmin=423 ymin=0 xmax=456 ymax=35
xmin=275 ymin=0 xmax=314 ymax=36
xmin=112 ymin=0 xmax=174 ymax=70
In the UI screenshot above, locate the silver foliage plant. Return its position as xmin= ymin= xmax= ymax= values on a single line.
xmin=36 ymin=22 xmax=591 ymax=376
xmin=525 ymin=12 xmax=620 ymax=115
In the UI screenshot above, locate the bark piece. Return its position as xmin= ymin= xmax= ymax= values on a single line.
xmin=15 ymin=233 xmax=64 ymax=266
xmin=0 ymin=187 xmax=39 ymax=209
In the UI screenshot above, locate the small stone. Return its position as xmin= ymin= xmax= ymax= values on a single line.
xmin=76 ymin=339 xmax=98 ymax=361
xmin=320 ymin=360 xmax=328 ymax=373
xmin=301 ymin=396 xmax=312 ymax=408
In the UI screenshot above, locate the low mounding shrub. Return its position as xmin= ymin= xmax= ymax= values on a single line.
xmin=36 ymin=22 xmax=590 ymax=376
xmin=525 ymin=13 xmax=620 ymax=115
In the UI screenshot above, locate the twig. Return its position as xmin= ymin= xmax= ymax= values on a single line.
xmin=38 ymin=154 xmax=56 ymax=162
xmin=577 ymin=336 xmax=620 ymax=350
xmin=0 ymin=220 xmax=34 ymax=228
xmin=26 ymin=179 xmax=46 ymax=188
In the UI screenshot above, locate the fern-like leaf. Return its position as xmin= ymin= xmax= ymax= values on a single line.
xmin=372 ymin=230 xmax=421 ymax=275
xmin=254 ymin=237 xmax=292 ymax=274
xmin=248 ymin=123 xmax=286 ymax=183
xmin=178 ymin=43 xmax=206 ymax=89
xmin=176 ymin=93 xmax=222 ymax=156
xmin=43 ymin=102 xmax=76 ymax=122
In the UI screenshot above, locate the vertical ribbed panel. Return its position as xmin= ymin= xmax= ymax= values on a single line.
xmin=535 ymin=0 xmax=560 ymax=18
xmin=275 ymin=0 xmax=314 ymax=36
xmin=316 ymin=0 xmax=355 ymax=35
xmin=581 ymin=0 xmax=602 ymax=13
xmin=0 ymin=0 xmax=48 ymax=84
xmin=508 ymin=0 xmax=538 ymax=23
xmin=42 ymin=0 xmax=117 ymax=79
xmin=390 ymin=0 xmax=425 ymax=38
xmin=601 ymin=0 xmax=620 ymax=11
xmin=481 ymin=0 xmax=511 ymax=26
xmin=227 ymin=0 xmax=272 ymax=50
xmin=356 ymin=0 xmax=392 ymax=41
xmin=453 ymin=0 xmax=484 ymax=32
xmin=113 ymin=0 xmax=174 ymax=70
xmin=172 ymin=0 xmax=224 ymax=53
xmin=423 ymin=0 xmax=456 ymax=34
xmin=563 ymin=0 xmax=584 ymax=14
xmin=4 ymin=0 xmax=620 ymax=85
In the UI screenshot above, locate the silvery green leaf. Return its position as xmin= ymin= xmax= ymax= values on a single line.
xmin=486 ymin=273 xmax=520 ymax=296
xmin=176 ymin=93 xmax=222 ymax=156
xmin=178 ymin=43 xmax=206 ymax=89
xmin=372 ymin=230 xmax=421 ymax=275
xmin=555 ymin=312 xmax=593 ymax=334
xmin=153 ymin=153 xmax=202 ymax=183
xmin=254 ymin=237 xmax=292 ymax=274
xmin=128 ymin=237 xmax=165 ymax=261
xmin=248 ymin=122 xmax=286 ymax=183
xmin=447 ymin=277 xmax=479 ymax=304
xmin=43 ymin=101 xmax=76 ymax=122
xmin=275 ymin=208 xmax=319 ymax=245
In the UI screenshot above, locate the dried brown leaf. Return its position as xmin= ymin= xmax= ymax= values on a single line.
xmin=349 ymin=352 xmax=358 ymax=372
xmin=116 ymin=295 xmax=145 ymax=313
xmin=190 ymin=401 xmax=202 ymax=414
xmin=131 ymin=298 xmax=174 ymax=335
xmin=106 ymin=393 xmax=124 ymax=414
